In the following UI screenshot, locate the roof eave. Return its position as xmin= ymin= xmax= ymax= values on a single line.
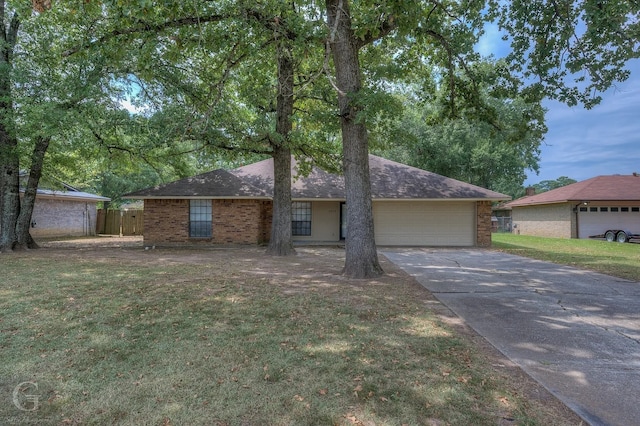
xmin=508 ymin=199 xmax=572 ymax=208
xmin=33 ymin=192 xmax=111 ymax=202
xmin=124 ymin=195 xmax=272 ymax=200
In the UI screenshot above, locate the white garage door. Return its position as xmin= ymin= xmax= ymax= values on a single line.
xmin=373 ymin=201 xmax=475 ymax=246
xmin=578 ymin=207 xmax=640 ymax=238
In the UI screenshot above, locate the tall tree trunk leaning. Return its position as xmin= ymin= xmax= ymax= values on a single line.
xmin=267 ymin=21 xmax=296 ymax=256
xmin=0 ymin=5 xmax=20 ymax=252
xmin=14 ymin=136 xmax=50 ymax=250
xmin=325 ymin=0 xmax=383 ymax=278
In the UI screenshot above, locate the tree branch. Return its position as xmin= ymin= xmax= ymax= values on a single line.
xmin=62 ymin=14 xmax=227 ymax=57
xmin=355 ymin=15 xmax=397 ymax=49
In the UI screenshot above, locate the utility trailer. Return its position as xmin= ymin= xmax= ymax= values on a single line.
xmin=589 ymin=230 xmax=640 ymax=243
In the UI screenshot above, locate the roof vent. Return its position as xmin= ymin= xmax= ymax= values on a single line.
xmin=634 ymin=172 xmax=638 ymax=177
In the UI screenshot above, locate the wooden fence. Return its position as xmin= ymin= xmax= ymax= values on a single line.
xmin=97 ymin=209 xmax=144 ymax=236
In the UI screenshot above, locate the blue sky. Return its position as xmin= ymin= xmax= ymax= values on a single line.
xmin=525 ymin=59 xmax=640 ymax=185
xmin=478 ymin=23 xmax=640 ymax=186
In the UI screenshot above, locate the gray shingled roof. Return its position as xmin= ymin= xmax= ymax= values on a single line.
xmin=505 ymin=175 xmax=640 ymax=207
xmin=124 ymin=168 xmax=269 ymax=198
xmin=368 ymin=155 xmax=507 ymax=199
xmin=125 ymin=155 xmax=509 ymax=201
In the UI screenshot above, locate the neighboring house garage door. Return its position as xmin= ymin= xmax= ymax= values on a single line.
xmin=577 ymin=207 xmax=640 ymax=238
xmin=373 ymin=201 xmax=475 ymax=246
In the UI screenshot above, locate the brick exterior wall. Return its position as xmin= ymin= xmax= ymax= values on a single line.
xmin=143 ymin=199 xmax=189 ymax=245
xmin=512 ymin=203 xmax=574 ymax=238
xmin=30 ymin=198 xmax=99 ymax=238
xmin=212 ymin=199 xmax=272 ymax=244
xmin=476 ymin=200 xmax=493 ymax=247
xmin=143 ymin=198 xmax=273 ymax=246
xmin=260 ymin=201 xmax=273 ymax=243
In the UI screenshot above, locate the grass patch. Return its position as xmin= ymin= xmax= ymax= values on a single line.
xmin=492 ymin=233 xmax=640 ymax=281
xmin=1 ymin=246 xmax=579 ymax=425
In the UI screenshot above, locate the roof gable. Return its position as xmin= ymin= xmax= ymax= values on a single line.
xmin=506 ymin=175 xmax=640 ymax=207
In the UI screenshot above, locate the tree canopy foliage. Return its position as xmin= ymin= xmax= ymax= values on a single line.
xmin=378 ymin=61 xmax=546 ymax=200
xmin=532 ymin=176 xmax=578 ymax=194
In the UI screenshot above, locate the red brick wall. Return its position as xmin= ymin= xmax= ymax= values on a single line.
xmin=476 ymin=201 xmax=492 ymax=247
xmin=212 ymin=199 xmax=269 ymax=244
xmin=259 ymin=201 xmax=273 ymax=244
xmin=143 ymin=198 xmax=273 ymax=246
xmin=143 ymin=199 xmax=189 ymax=245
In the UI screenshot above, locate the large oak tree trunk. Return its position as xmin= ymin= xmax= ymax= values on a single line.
xmin=326 ymin=0 xmax=383 ymax=278
xmin=266 ymin=31 xmax=295 ymax=256
xmin=267 ymin=144 xmax=295 ymax=256
xmin=14 ymin=136 xmax=50 ymax=250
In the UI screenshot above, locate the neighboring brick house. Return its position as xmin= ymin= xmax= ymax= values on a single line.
xmin=504 ymin=174 xmax=640 ymax=239
xmin=28 ymin=187 xmax=110 ymax=238
xmin=125 ymin=155 xmax=509 ymax=247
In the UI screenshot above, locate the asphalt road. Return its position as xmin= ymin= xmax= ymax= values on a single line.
xmin=381 ymin=248 xmax=640 ymax=426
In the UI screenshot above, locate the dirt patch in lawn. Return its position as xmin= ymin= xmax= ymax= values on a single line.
xmin=19 ymin=236 xmax=583 ymax=424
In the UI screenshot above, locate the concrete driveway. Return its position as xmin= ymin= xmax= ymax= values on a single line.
xmin=381 ymin=248 xmax=640 ymax=426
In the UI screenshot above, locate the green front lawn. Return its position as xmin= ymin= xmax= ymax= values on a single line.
xmin=0 ymin=245 xmax=578 ymax=425
xmin=492 ymin=233 xmax=640 ymax=282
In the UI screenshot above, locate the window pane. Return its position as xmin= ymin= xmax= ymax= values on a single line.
xmin=291 ymin=202 xmax=311 ymax=236
xmin=190 ymin=200 xmax=212 ymax=238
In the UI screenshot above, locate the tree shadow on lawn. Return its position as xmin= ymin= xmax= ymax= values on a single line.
xmin=0 ymin=244 xmax=583 ymax=425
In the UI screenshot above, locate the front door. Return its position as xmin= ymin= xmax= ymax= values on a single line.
xmin=340 ymin=202 xmax=347 ymax=240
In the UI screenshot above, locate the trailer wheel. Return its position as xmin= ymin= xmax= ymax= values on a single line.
xmin=617 ymin=231 xmax=628 ymax=243
xmin=605 ymin=231 xmax=616 ymax=242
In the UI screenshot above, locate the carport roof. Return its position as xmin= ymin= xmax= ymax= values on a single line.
xmin=506 ymin=174 xmax=640 ymax=207
xmin=125 ymin=155 xmax=510 ymax=201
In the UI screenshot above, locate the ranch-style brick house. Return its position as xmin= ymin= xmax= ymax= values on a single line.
xmin=505 ymin=174 xmax=640 ymax=239
xmin=125 ymin=155 xmax=509 ymax=247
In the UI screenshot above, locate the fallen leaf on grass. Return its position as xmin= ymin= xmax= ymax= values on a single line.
xmin=456 ymin=375 xmax=471 ymax=383
xmin=293 ymin=394 xmax=304 ymax=401
xmin=319 ymin=388 xmax=328 ymax=395
xmin=344 ymin=414 xmax=365 ymax=425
